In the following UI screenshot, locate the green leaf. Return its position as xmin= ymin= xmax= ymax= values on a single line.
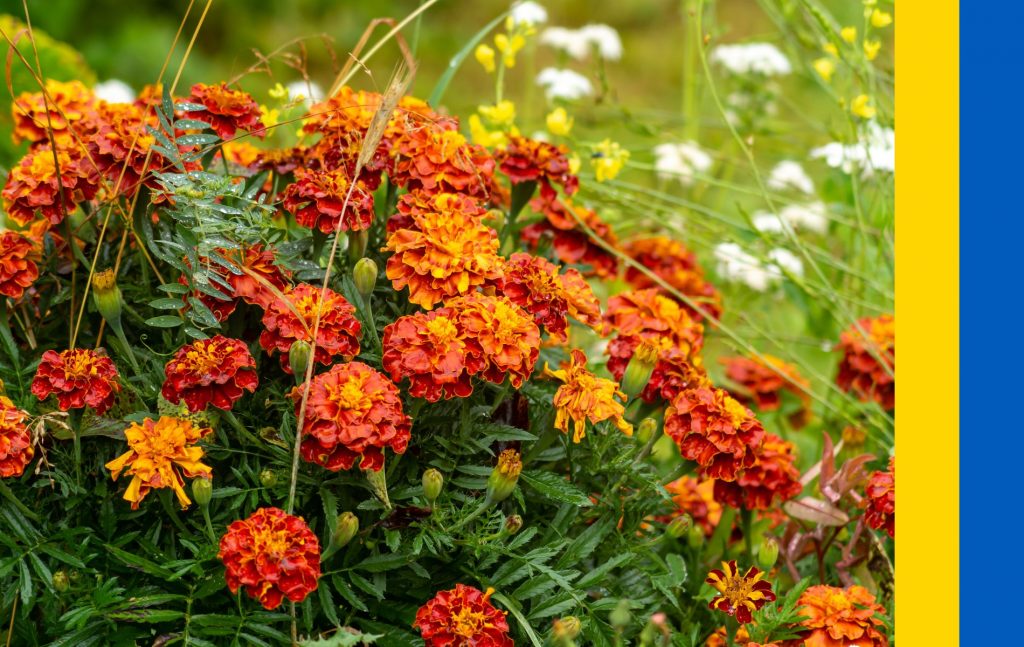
xmin=520 ymin=471 xmax=593 ymax=507
xmin=145 ymin=315 xmax=184 ymax=328
xmin=105 ymin=544 xmax=175 ymax=579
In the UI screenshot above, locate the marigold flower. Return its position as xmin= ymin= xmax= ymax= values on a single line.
xmin=544 ymin=349 xmax=632 ymax=442
xmin=295 ymin=362 xmax=411 ymax=472
xmin=497 ymin=134 xmax=578 ymax=195
xmin=31 ymin=348 xmax=121 ymax=414
xmin=392 ymin=118 xmax=496 ymax=198
xmin=496 ymin=252 xmax=601 ymax=339
xmin=105 ymin=416 xmax=212 ymax=509
xmin=864 ymin=456 xmax=895 ymax=538
xmin=382 ymin=308 xmax=480 ymax=402
xmin=720 ymin=354 xmax=810 ymax=415
xmin=712 ymin=434 xmax=801 ymax=510
xmin=665 ymin=474 xmax=722 ymax=536
xmin=705 ymin=561 xmax=776 ymax=624
xmin=283 ymin=167 xmax=375 ymax=234
xmin=665 ymin=386 xmax=765 ymax=481
xmin=0 ymin=396 xmax=33 ymax=478
xmin=836 ymin=314 xmax=894 ymax=410
xmin=794 ymin=584 xmax=889 ymax=647
xmin=383 ymin=192 xmax=502 ymax=309
xmin=162 ymin=336 xmax=258 ymax=413
xmin=523 ymin=192 xmax=619 ymax=277
xmin=414 ymin=584 xmax=513 ymax=647
xmin=218 ymin=507 xmax=321 ymax=610
xmin=186 ymin=82 xmax=265 ymax=140
xmin=2 ymin=145 xmax=101 ymax=226
xmin=623 ymin=237 xmax=723 ymax=321
xmin=0 ymin=231 xmax=39 ymax=299
xmin=447 ymin=293 xmax=541 ymax=388
xmin=222 ymin=244 xmax=292 ymax=309
xmin=11 ymin=79 xmax=96 ymax=146
xmin=260 ymin=283 xmax=361 ymax=372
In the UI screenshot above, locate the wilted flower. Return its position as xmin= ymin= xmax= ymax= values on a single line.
xmin=162 ymin=336 xmax=258 ymax=413
xmin=864 ymin=456 xmax=895 ymax=538
xmin=221 ymin=244 xmax=292 ymax=310
xmin=653 ymin=141 xmax=712 ymax=185
xmin=186 ymin=82 xmax=264 ymax=139
xmin=31 ymin=348 xmax=121 ymax=414
xmin=496 ymin=252 xmax=601 ymax=340
xmin=835 ymin=314 xmax=894 ymax=410
xmin=283 ymin=167 xmax=376 ymax=234
xmin=710 ymin=43 xmax=792 ymax=76
xmin=544 ymin=349 xmax=632 ymax=442
xmin=535 ymin=67 xmax=594 ymax=101
xmin=447 ymin=293 xmax=541 ymax=389
xmin=0 ymin=231 xmax=39 ymax=299
xmin=766 ymin=160 xmax=815 ymax=194
xmin=0 ymin=396 xmax=33 ymax=478
xmin=414 ymin=584 xmax=513 ymax=647
xmin=382 ymin=308 xmax=480 ymax=402
xmin=259 ymin=283 xmax=361 ymax=372
xmin=706 ymin=561 xmax=776 ymax=624
xmin=793 ymin=585 xmax=889 ymax=647
xmin=665 ymin=386 xmax=765 ymax=481
xmin=712 ymin=434 xmax=802 ymax=510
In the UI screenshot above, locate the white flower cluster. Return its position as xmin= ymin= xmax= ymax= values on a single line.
xmin=286 ymin=80 xmax=324 ymax=107
xmin=94 ymin=79 xmax=135 ymax=104
xmin=540 ymin=24 xmax=623 ymax=61
xmin=767 ymin=160 xmax=814 ymax=194
xmin=709 ymin=42 xmax=792 ymax=76
xmin=653 ymin=141 xmax=713 ymax=185
xmin=752 ymin=202 xmax=829 ymax=235
xmin=714 ymin=243 xmax=803 ymax=291
xmin=509 ymin=1 xmax=548 ymax=27
xmin=536 ymin=67 xmax=593 ymax=101
xmin=811 ymin=121 xmax=895 ymax=176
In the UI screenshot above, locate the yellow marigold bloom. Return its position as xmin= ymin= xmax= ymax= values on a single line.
xmin=475 ymin=44 xmax=496 ymax=73
xmin=822 ymin=42 xmax=839 ymax=57
xmin=591 ymin=139 xmax=629 ymax=182
xmin=546 ymin=107 xmax=573 ymax=136
xmin=863 ymin=39 xmax=881 ymax=61
xmin=545 ymin=349 xmax=632 ymax=443
xmin=479 ymin=100 xmax=517 ymax=129
xmin=850 ymin=94 xmax=876 ymax=119
xmin=813 ymin=58 xmax=836 ymax=82
xmin=840 ymin=26 xmax=857 ymax=44
xmin=870 ymin=9 xmax=893 ymax=28
xmin=105 ymin=417 xmax=213 ymax=510
xmin=494 ymin=33 xmax=526 ymax=67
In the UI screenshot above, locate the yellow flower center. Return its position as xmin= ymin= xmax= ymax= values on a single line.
xmin=63 ymin=350 xmax=99 ymax=379
xmin=451 ymin=606 xmax=488 ymax=638
xmin=425 ymin=316 xmax=459 ymax=346
xmin=251 ymin=526 xmax=292 ymax=560
xmin=719 ymin=572 xmax=761 ymax=609
xmin=327 ymin=375 xmax=372 ymax=413
xmin=184 ymin=342 xmax=223 ymax=375
xmin=722 ymin=394 xmax=749 ymax=427
xmin=496 ymin=449 xmax=522 ymax=478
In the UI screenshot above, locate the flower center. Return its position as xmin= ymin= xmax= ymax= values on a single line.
xmin=424 ymin=316 xmax=459 ymax=346
xmin=184 ymin=342 xmax=223 ymax=375
xmin=327 ymin=376 xmax=372 ymax=413
xmin=451 ymin=606 xmax=487 ymax=638
xmin=722 ymin=394 xmax=749 ymax=427
xmin=63 ymin=350 xmax=99 ymax=379
xmin=251 ymin=526 xmax=291 ymax=560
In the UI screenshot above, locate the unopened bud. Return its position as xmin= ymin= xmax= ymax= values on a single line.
xmin=192 ymin=477 xmax=213 ymax=508
xmin=91 ymin=269 xmax=124 ymax=324
xmin=52 ymin=570 xmax=69 ymax=592
xmin=332 ymin=512 xmax=359 ymax=550
xmin=353 ymin=257 xmax=377 ymax=299
xmin=609 ymin=599 xmax=631 ymax=629
xmin=504 ymin=514 xmax=523 ymax=535
xmin=621 ymin=340 xmax=659 ymax=398
xmin=486 ymin=449 xmax=522 ymax=505
xmin=484 ymin=208 xmax=506 ymax=232
xmin=365 ymin=467 xmax=392 ymax=510
xmin=687 ymin=523 xmax=705 ymax=549
xmin=347 ymin=229 xmax=369 ymax=263
xmin=667 ymin=514 xmax=692 ymax=539
xmin=289 ymin=340 xmax=313 ymax=381
xmin=259 ymin=469 xmax=278 ymax=488
xmin=636 ymin=417 xmax=658 ymax=444
xmin=552 ymin=615 xmax=582 ymax=640
xmin=757 ymin=536 xmax=779 ymax=570
xmin=422 ymin=468 xmax=444 ymax=504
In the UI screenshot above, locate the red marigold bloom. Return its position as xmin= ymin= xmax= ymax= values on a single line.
xmin=496 ymin=252 xmax=601 ymax=340
xmin=283 ymin=167 xmax=375 ymax=234
xmin=295 ymin=362 xmax=411 ymax=472
xmin=836 ymin=314 xmax=894 ymax=410
xmin=31 ymin=348 xmax=121 ymax=414
xmin=794 ymin=585 xmax=889 ymax=647
xmin=706 ymin=561 xmax=776 ymax=624
xmin=721 ymin=354 xmax=810 ymax=415
xmin=392 ymin=118 xmax=496 ymax=198
xmin=864 ymin=456 xmax=895 ymax=538
xmin=0 ymin=396 xmax=34 ymax=478
xmin=544 ymin=349 xmax=632 ymax=442
xmin=382 ymin=308 xmax=480 ymax=402
xmin=260 ymin=283 xmax=361 ymax=372
xmin=186 ymin=83 xmax=265 ymax=140
xmin=623 ymin=236 xmax=723 ymax=321
xmin=523 ymin=193 xmax=620 ymax=278
xmin=413 ymin=584 xmax=513 ymax=647
xmin=497 ymin=134 xmax=579 ymax=195
xmin=0 ymin=231 xmax=39 ymax=299
xmin=162 ymin=336 xmax=258 ymax=413
xmin=223 ymin=244 xmax=292 ymax=309
xmin=665 ymin=386 xmax=765 ymax=481
xmin=666 ymin=474 xmax=722 ymax=536
xmin=447 ymin=293 xmax=541 ymax=388
xmin=11 ymin=79 xmax=96 ymax=147
xmin=218 ymin=507 xmax=321 ymax=610
xmin=712 ymin=434 xmax=802 ymax=510
xmin=383 ymin=192 xmax=502 ymax=309
xmin=2 ymin=145 xmax=101 ymax=226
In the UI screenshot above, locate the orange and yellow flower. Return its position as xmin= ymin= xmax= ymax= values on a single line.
xmin=391 ymin=118 xmax=496 ymax=199
xmin=0 ymin=396 xmax=34 ymax=478
xmin=793 ymin=584 xmax=889 ymax=647
xmin=0 ymin=231 xmax=40 ymax=299
xmin=186 ymin=83 xmax=265 ymax=140
xmin=496 ymin=252 xmax=601 ymax=340
xmin=11 ymin=79 xmax=96 ymax=147
xmin=382 ymin=308 xmax=480 ymax=402
xmin=413 ymin=584 xmax=513 ymax=647
xmin=295 ymin=362 xmax=411 ymax=472
xmin=2 ymin=145 xmax=101 ymax=226
xmin=218 ymin=507 xmax=321 ymax=610
xmin=31 ymin=348 xmax=121 ymax=414
xmin=544 ymin=349 xmax=632 ymax=442
xmin=864 ymin=456 xmax=895 ymax=538
xmin=259 ymin=283 xmax=361 ymax=372
xmin=162 ymin=336 xmax=258 ymax=413
xmin=665 ymin=474 xmax=722 ymax=536
xmin=623 ymin=236 xmax=723 ymax=321
xmin=105 ymin=416 xmax=212 ymax=509
xmin=523 ymin=193 xmax=620 ymax=278
xmin=283 ymin=167 xmax=376 ymax=234
xmin=447 ymin=293 xmax=541 ymax=388
xmin=712 ymin=434 xmax=802 ymax=510
xmin=836 ymin=314 xmax=894 ymax=410
xmin=497 ymin=134 xmax=578 ymax=195
xmin=665 ymin=386 xmax=765 ymax=481
xmin=706 ymin=561 xmax=776 ymax=624
xmin=222 ymin=244 xmax=292 ymax=309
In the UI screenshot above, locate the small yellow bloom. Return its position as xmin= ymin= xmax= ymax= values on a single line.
xmin=475 ymin=44 xmax=496 ymax=73
xmin=863 ymin=39 xmax=881 ymax=61
xmin=813 ymin=58 xmax=836 ymax=82
xmin=468 ymin=114 xmax=506 ymax=148
xmin=260 ymin=105 xmax=280 ymax=129
xmin=268 ymin=82 xmax=288 ymax=100
xmin=478 ymin=100 xmax=517 ymax=129
xmin=568 ymin=153 xmax=581 ymax=175
xmin=840 ymin=26 xmax=857 ymax=44
xmin=494 ymin=32 xmax=526 ymax=68
xmin=823 ymin=42 xmax=839 ymax=57
xmin=546 ymin=107 xmax=573 ymax=136
xmin=591 ymin=139 xmax=630 ymax=182
xmin=870 ymin=9 xmax=893 ymax=28
xmin=850 ymin=94 xmax=876 ymax=119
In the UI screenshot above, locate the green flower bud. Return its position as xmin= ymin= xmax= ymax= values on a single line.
xmin=289 ymin=340 xmax=313 ymax=382
xmin=620 ymin=339 xmax=659 ymax=398
xmin=365 ymin=467 xmax=392 ymax=510
xmin=91 ymin=269 xmax=123 ymax=325
xmin=332 ymin=512 xmax=359 ymax=550
xmin=609 ymin=599 xmax=631 ymax=629
xmin=192 ymin=477 xmax=213 ymax=508
xmin=484 ymin=208 xmax=506 ymax=232
xmin=259 ymin=469 xmax=278 ymax=488
xmin=485 ymin=449 xmax=522 ymax=505
xmin=687 ymin=523 xmax=705 ymax=549
xmin=552 ymin=615 xmax=582 ymax=641
xmin=353 ymin=257 xmax=378 ymax=299
xmin=757 ymin=536 xmax=779 ymax=570
xmin=666 ymin=514 xmax=692 ymax=539
xmin=52 ymin=570 xmax=69 ymax=593
xmin=504 ymin=514 xmax=523 ymax=536
xmin=347 ymin=229 xmax=369 ymax=263
xmin=636 ymin=417 xmax=658 ymax=444
xmin=422 ymin=468 xmax=444 ymax=504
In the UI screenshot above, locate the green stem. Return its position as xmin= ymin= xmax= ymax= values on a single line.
xmin=201 ymin=505 xmax=217 ymax=543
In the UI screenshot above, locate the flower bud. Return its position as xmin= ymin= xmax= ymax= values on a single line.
xmin=609 ymin=599 xmax=631 ymax=629
xmin=353 ymin=257 xmax=378 ymax=299
xmin=484 ymin=208 xmax=506 ymax=232
xmin=259 ymin=469 xmax=278 ymax=488
xmin=486 ymin=449 xmax=522 ymax=505
xmin=687 ymin=524 xmax=705 ymax=549
xmin=621 ymin=340 xmax=659 ymax=398
xmin=666 ymin=514 xmax=692 ymax=539
xmin=552 ymin=616 xmax=582 ymax=640
xmin=289 ymin=340 xmax=313 ymax=381
xmin=422 ymin=468 xmax=444 ymax=504
xmin=192 ymin=477 xmax=213 ymax=508
xmin=52 ymin=570 xmax=69 ymax=593
xmin=347 ymin=229 xmax=369 ymax=263
xmin=635 ymin=417 xmax=658 ymax=444
xmin=757 ymin=536 xmax=779 ymax=570
xmin=331 ymin=512 xmax=359 ymax=550
xmin=91 ymin=269 xmax=124 ymax=325
xmin=504 ymin=514 xmax=523 ymax=536
xmin=365 ymin=467 xmax=392 ymax=510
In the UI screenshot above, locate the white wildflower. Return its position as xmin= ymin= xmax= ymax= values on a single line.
xmin=767 ymin=248 xmax=804 ymax=278
xmin=811 ymin=121 xmax=894 ymax=176
xmin=710 ymin=42 xmax=792 ymax=76
xmin=286 ymin=80 xmax=324 ymax=107
xmin=714 ymin=242 xmax=774 ymax=291
xmin=541 ymin=24 xmax=623 ymax=60
xmin=510 ymin=1 xmax=548 ymax=27
xmin=653 ymin=141 xmax=712 ymax=185
xmin=536 ymin=67 xmax=593 ymax=101
xmin=579 ymin=24 xmax=623 ymax=60
xmin=752 ymin=202 xmax=828 ymax=235
xmin=94 ymin=79 xmax=135 ymax=104
xmin=767 ymin=160 xmax=814 ymax=194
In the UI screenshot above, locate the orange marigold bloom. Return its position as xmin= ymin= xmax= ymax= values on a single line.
xmin=666 ymin=474 xmax=722 ymax=536
xmin=544 ymin=349 xmax=632 ymax=442
xmin=793 ymin=585 xmax=889 ymax=647
xmin=0 ymin=396 xmax=34 ymax=478
xmin=665 ymin=386 xmax=765 ymax=481
xmin=383 ymin=192 xmax=501 ymax=309
xmin=11 ymin=79 xmax=96 ymax=146
xmin=223 ymin=244 xmax=292 ymax=309
xmin=382 ymin=308 xmax=481 ymax=402
xmin=523 ymin=193 xmax=620 ymax=278
xmin=706 ymin=561 xmax=776 ymax=624
xmin=414 ymin=584 xmax=513 ymax=647
xmin=624 ymin=236 xmax=723 ymax=321
xmin=721 ymin=354 xmax=810 ymax=413
xmin=31 ymin=348 xmax=121 ymax=414
xmin=2 ymin=145 xmax=101 ymax=226
xmin=496 ymin=252 xmax=601 ymax=340
xmin=713 ymin=433 xmax=802 ymax=510
xmin=105 ymin=416 xmax=212 ymax=509
xmin=259 ymin=283 xmax=361 ymax=372
xmin=218 ymin=507 xmax=321 ymax=610
xmin=162 ymin=336 xmax=258 ymax=413
xmin=836 ymin=314 xmax=894 ymax=410
xmin=392 ymin=118 xmax=496 ymax=198
xmin=295 ymin=361 xmax=411 ymax=472
xmin=0 ymin=231 xmax=39 ymax=299
xmin=447 ymin=293 xmax=541 ymax=388
xmin=864 ymin=456 xmax=895 ymax=538
xmin=186 ymin=83 xmax=265 ymax=140
xmin=283 ymin=167 xmax=375 ymax=234
xmin=497 ymin=134 xmax=579 ymax=195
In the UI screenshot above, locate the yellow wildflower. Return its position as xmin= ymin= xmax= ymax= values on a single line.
xmin=813 ymin=58 xmax=836 ymax=82
xmin=840 ymin=26 xmax=857 ymax=44
xmin=478 ymin=100 xmax=517 ymax=129
xmin=850 ymin=94 xmax=876 ymax=119
xmin=870 ymin=9 xmax=893 ymax=28
xmin=268 ymin=82 xmax=288 ymax=100
xmin=546 ymin=107 xmax=573 ymax=136
xmin=475 ymin=44 xmax=496 ymax=73
xmin=260 ymin=105 xmax=280 ymax=129
xmin=823 ymin=42 xmax=839 ymax=57
xmin=591 ymin=139 xmax=629 ymax=182
xmin=468 ymin=114 xmax=507 ymax=148
xmin=494 ymin=33 xmax=526 ymax=68
xmin=863 ymin=39 xmax=881 ymax=61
